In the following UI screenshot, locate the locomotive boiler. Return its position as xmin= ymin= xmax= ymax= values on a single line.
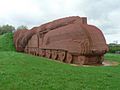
xmin=14 ymin=16 xmax=109 ymax=65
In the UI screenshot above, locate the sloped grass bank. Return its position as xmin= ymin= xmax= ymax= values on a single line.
xmin=0 ymin=33 xmax=15 ymax=51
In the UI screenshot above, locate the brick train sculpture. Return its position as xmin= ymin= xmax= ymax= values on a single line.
xmin=14 ymin=16 xmax=109 ymax=65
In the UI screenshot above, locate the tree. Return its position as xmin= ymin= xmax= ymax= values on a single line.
xmin=0 ymin=26 xmax=2 ymax=35
xmin=0 ymin=25 xmax=15 ymax=35
xmin=17 ymin=25 xmax=28 ymax=30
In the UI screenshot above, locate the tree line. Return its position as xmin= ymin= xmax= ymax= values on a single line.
xmin=108 ymin=43 xmax=120 ymax=54
xmin=0 ymin=24 xmax=28 ymax=35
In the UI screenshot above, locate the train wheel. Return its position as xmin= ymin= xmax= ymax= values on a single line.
xmin=30 ymin=48 xmax=32 ymax=54
xmin=65 ymin=52 xmax=72 ymax=63
xmin=35 ymin=48 xmax=38 ymax=56
xmin=34 ymin=48 xmax=36 ymax=55
xmin=78 ymin=56 xmax=85 ymax=65
xmin=28 ymin=49 xmax=29 ymax=54
xmin=31 ymin=48 xmax=33 ymax=55
xmin=51 ymin=50 xmax=58 ymax=60
xmin=34 ymin=49 xmax=36 ymax=56
xmin=58 ymin=51 xmax=66 ymax=61
xmin=25 ymin=48 xmax=28 ymax=53
xmin=39 ymin=49 xmax=42 ymax=56
xmin=36 ymin=49 xmax=38 ymax=56
xmin=32 ymin=48 xmax=34 ymax=55
xmin=41 ymin=50 xmax=45 ymax=57
xmin=97 ymin=56 xmax=104 ymax=64
xmin=45 ymin=50 xmax=51 ymax=58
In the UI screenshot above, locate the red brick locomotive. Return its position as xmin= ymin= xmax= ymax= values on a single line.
xmin=14 ymin=16 xmax=108 ymax=65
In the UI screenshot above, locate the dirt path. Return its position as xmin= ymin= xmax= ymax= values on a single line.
xmin=102 ymin=60 xmax=119 ymax=66
xmin=70 ymin=60 xmax=119 ymax=67
xmin=50 ymin=58 xmax=119 ymax=67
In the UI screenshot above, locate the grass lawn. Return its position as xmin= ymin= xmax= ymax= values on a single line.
xmin=0 ymin=51 xmax=120 ymax=90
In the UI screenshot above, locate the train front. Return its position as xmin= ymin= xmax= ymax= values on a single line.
xmin=80 ymin=23 xmax=109 ymax=64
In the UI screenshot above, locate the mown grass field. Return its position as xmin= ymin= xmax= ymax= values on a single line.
xmin=0 ymin=51 xmax=120 ymax=90
xmin=0 ymin=33 xmax=120 ymax=90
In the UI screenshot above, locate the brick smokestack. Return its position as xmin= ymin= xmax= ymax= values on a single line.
xmin=81 ymin=17 xmax=87 ymax=24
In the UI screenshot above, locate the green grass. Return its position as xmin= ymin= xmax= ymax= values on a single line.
xmin=0 ymin=33 xmax=15 ymax=51
xmin=0 ymin=51 xmax=120 ymax=90
xmin=0 ymin=33 xmax=120 ymax=90
xmin=105 ymin=53 xmax=120 ymax=62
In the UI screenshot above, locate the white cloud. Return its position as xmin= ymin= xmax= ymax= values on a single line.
xmin=0 ymin=0 xmax=120 ymax=43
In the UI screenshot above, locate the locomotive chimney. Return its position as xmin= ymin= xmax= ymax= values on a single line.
xmin=81 ymin=17 xmax=87 ymax=24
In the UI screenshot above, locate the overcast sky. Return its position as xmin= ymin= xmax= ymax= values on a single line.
xmin=0 ymin=0 xmax=120 ymax=44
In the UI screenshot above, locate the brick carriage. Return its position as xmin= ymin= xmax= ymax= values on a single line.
xmin=14 ymin=16 xmax=108 ymax=65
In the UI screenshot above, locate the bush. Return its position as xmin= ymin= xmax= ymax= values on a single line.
xmin=108 ymin=44 xmax=120 ymax=53
xmin=0 ymin=33 xmax=15 ymax=51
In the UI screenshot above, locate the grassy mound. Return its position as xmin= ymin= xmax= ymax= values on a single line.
xmin=0 ymin=51 xmax=120 ymax=90
xmin=0 ymin=33 xmax=15 ymax=51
